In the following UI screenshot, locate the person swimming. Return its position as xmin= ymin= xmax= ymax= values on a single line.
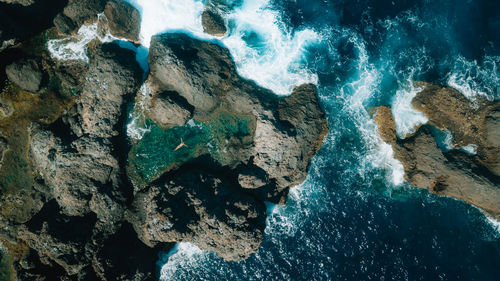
xmin=174 ymin=138 xmax=187 ymax=151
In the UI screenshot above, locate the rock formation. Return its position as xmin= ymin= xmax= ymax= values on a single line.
xmin=0 ymin=1 xmax=328 ymax=279
xmin=0 ymin=0 xmax=34 ymax=6
xmin=374 ymin=83 xmax=500 ymax=219
xmin=201 ymin=9 xmax=227 ymax=36
xmin=5 ymin=59 xmax=43 ymax=92
xmin=104 ymin=0 xmax=141 ymax=42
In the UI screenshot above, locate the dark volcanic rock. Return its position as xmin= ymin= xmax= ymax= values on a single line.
xmin=127 ymin=165 xmax=266 ymax=261
xmin=373 ymin=85 xmax=500 ymax=219
xmin=104 ymin=0 xmax=141 ymax=42
xmin=5 ymin=59 xmax=42 ymax=92
xmin=201 ymin=9 xmax=227 ymax=36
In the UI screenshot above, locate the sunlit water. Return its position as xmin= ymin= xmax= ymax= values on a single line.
xmin=48 ymin=0 xmax=500 ymax=280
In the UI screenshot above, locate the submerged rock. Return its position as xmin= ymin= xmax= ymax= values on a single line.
xmin=374 ymin=83 xmax=500 ymax=219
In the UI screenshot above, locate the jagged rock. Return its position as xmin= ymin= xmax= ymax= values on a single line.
xmin=30 ymin=42 xmax=141 ymax=219
xmin=412 ymin=82 xmax=500 ymax=176
xmin=373 ymin=85 xmax=500 ymax=219
xmin=0 ymin=0 xmax=34 ymax=5
xmin=104 ymin=0 xmax=141 ymax=42
xmin=0 ymin=0 xmax=34 ymax=6
xmin=201 ymin=9 xmax=227 ymax=36
xmin=5 ymin=59 xmax=43 ymax=92
xmin=0 ymin=97 xmax=13 ymax=119
xmin=148 ymin=91 xmax=193 ymax=128
xmin=66 ymin=42 xmax=142 ymax=139
xmin=126 ymin=166 xmax=266 ymax=261
xmin=93 ymin=223 xmax=159 ymax=281
xmin=126 ymin=33 xmax=327 ymax=261
xmin=54 ymin=0 xmax=106 ymax=35
xmin=0 ymin=138 xmax=6 ymax=168
xmin=132 ymin=33 xmax=328 ymax=198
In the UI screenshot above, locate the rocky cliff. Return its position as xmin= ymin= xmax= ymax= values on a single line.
xmin=374 ymin=82 xmax=500 ymax=219
xmin=0 ymin=1 xmax=328 ymax=280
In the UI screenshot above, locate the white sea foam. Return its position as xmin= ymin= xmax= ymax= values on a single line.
xmin=126 ymin=83 xmax=153 ymax=140
xmin=222 ymin=0 xmax=320 ymax=95
xmin=47 ymin=13 xmax=148 ymax=72
xmin=485 ymin=216 xmax=500 ymax=234
xmin=447 ymin=55 xmax=500 ymax=102
xmin=47 ymin=23 xmax=101 ymax=63
xmin=126 ymin=0 xmax=319 ymax=96
xmin=391 ymin=83 xmax=428 ymax=139
xmin=125 ymin=0 xmax=208 ymax=47
xmin=460 ymin=144 xmax=477 ymax=155
xmin=342 ymin=36 xmax=405 ymax=186
xmin=159 ymin=242 xmax=204 ymax=281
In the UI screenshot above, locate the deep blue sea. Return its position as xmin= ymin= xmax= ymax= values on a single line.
xmin=86 ymin=0 xmax=500 ymax=280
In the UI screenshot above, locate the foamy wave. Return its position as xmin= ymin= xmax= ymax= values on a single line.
xmin=47 ymin=23 xmax=100 ymax=63
xmin=485 ymin=216 xmax=500 ymax=234
xmin=447 ymin=55 xmax=500 ymax=102
xmin=391 ymin=82 xmax=428 ymax=139
xmin=341 ymin=35 xmax=405 ymax=186
xmin=460 ymin=144 xmax=477 ymax=155
xmin=126 ymin=0 xmax=319 ymax=96
xmin=126 ymin=83 xmax=154 ymax=141
xmin=47 ymin=13 xmax=147 ymax=68
xmin=222 ymin=0 xmax=319 ymax=95
xmin=125 ymin=0 xmax=209 ymax=48
xmin=159 ymin=242 xmax=204 ymax=281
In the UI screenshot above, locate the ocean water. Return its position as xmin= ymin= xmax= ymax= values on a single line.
xmin=48 ymin=0 xmax=500 ymax=280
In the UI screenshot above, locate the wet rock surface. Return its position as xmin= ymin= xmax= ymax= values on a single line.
xmin=374 ymin=83 xmax=500 ymax=219
xmin=0 ymin=5 xmax=328 ymax=280
xmin=201 ymin=9 xmax=227 ymax=36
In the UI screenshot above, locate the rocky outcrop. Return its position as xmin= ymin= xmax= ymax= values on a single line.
xmin=5 ymin=59 xmax=43 ymax=92
xmin=201 ymin=9 xmax=227 ymax=36
xmin=0 ymin=0 xmax=34 ymax=6
xmin=131 ymin=34 xmax=328 ymax=197
xmin=411 ymin=82 xmax=500 ymax=176
xmin=53 ymin=0 xmax=106 ymax=35
xmin=124 ymin=33 xmax=327 ymax=260
xmin=126 ymin=165 xmax=266 ymax=261
xmin=104 ymin=0 xmax=141 ymax=42
xmin=0 ymin=9 xmax=327 ymax=280
xmin=374 ymin=83 xmax=500 ymax=219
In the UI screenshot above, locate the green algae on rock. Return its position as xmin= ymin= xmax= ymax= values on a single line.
xmin=128 ymin=109 xmax=256 ymax=187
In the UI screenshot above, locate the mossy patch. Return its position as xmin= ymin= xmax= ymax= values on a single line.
xmin=128 ymin=108 xmax=255 ymax=187
xmin=0 ymin=83 xmax=73 ymax=220
xmin=0 ymin=240 xmax=28 ymax=281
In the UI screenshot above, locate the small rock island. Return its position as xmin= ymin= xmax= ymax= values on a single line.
xmin=374 ymin=82 xmax=500 ymax=219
